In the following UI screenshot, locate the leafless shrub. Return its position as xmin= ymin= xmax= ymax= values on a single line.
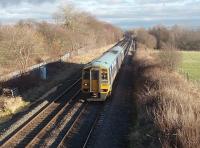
xmin=149 ymin=26 xmax=170 ymax=49
xmin=0 ymin=25 xmax=43 ymax=72
xmin=133 ymin=28 xmax=157 ymax=49
xmin=159 ymin=47 xmax=182 ymax=71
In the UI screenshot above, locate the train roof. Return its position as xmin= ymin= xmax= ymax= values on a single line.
xmin=84 ymin=46 xmax=124 ymax=69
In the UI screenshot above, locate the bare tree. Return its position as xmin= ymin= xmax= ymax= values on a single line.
xmin=1 ymin=26 xmax=39 ymax=72
xmin=149 ymin=26 xmax=170 ymax=49
xmin=134 ymin=28 xmax=156 ymax=48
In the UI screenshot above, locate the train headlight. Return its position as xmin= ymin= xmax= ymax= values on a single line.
xmin=84 ymin=83 xmax=88 ymax=86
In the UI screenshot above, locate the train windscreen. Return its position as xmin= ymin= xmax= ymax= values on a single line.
xmin=101 ymin=69 xmax=108 ymax=83
xmin=91 ymin=70 xmax=99 ymax=80
xmin=83 ymin=69 xmax=90 ymax=79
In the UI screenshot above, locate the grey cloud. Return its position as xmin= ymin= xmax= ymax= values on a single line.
xmin=0 ymin=0 xmax=200 ymax=28
xmin=0 ymin=0 xmax=57 ymax=7
xmin=113 ymin=18 xmax=200 ymax=29
xmin=134 ymin=0 xmax=185 ymax=4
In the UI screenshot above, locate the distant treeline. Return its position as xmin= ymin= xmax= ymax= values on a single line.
xmin=0 ymin=5 xmax=123 ymax=75
xmin=129 ymin=26 xmax=200 ymax=51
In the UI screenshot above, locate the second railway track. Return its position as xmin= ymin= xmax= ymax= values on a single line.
xmin=56 ymin=102 xmax=103 ymax=148
xmin=25 ymin=90 xmax=85 ymax=147
xmin=0 ymin=78 xmax=82 ymax=148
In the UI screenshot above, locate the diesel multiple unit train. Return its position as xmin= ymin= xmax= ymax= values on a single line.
xmin=81 ymin=40 xmax=132 ymax=101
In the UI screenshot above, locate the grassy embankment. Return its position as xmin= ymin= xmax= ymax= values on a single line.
xmin=180 ymin=51 xmax=200 ymax=81
xmin=130 ymin=49 xmax=200 ymax=148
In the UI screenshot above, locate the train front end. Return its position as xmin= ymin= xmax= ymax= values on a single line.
xmin=82 ymin=67 xmax=110 ymax=101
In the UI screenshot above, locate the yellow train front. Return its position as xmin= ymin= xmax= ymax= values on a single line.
xmin=81 ymin=45 xmax=126 ymax=101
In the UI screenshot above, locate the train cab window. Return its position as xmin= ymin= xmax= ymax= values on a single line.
xmin=101 ymin=69 xmax=108 ymax=81
xmin=101 ymin=73 xmax=108 ymax=80
xmin=91 ymin=70 xmax=99 ymax=80
xmin=83 ymin=69 xmax=90 ymax=79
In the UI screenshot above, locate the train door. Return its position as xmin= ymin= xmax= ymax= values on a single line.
xmin=82 ymin=68 xmax=90 ymax=92
xmin=116 ymin=58 xmax=119 ymax=71
xmin=90 ymin=69 xmax=99 ymax=92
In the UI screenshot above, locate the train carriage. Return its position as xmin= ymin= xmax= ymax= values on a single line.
xmin=81 ymin=45 xmax=126 ymax=101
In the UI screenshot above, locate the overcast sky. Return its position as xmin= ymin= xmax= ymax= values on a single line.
xmin=0 ymin=0 xmax=200 ymax=28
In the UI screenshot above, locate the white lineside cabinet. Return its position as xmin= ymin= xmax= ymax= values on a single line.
xmin=40 ymin=66 xmax=47 ymax=80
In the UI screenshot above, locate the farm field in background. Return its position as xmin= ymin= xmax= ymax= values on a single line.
xmin=180 ymin=51 xmax=200 ymax=81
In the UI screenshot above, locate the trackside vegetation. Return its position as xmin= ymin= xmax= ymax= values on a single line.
xmin=129 ymin=25 xmax=200 ymax=148
xmin=130 ymin=48 xmax=200 ymax=148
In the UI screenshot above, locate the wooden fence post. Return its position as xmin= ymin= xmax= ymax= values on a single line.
xmin=186 ymin=72 xmax=189 ymax=81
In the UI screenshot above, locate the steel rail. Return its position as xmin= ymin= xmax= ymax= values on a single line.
xmin=25 ymin=90 xmax=81 ymax=147
xmin=57 ymin=103 xmax=88 ymax=148
xmin=82 ymin=113 xmax=100 ymax=148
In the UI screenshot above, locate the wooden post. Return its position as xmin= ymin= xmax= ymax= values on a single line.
xmin=186 ymin=72 xmax=189 ymax=81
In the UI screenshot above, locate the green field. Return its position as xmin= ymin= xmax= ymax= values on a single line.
xmin=180 ymin=51 xmax=200 ymax=81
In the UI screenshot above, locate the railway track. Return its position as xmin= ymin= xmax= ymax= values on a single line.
xmin=82 ymin=111 xmax=100 ymax=148
xmin=57 ymin=103 xmax=89 ymax=148
xmin=56 ymin=103 xmax=102 ymax=148
xmin=25 ymin=91 xmax=84 ymax=147
xmin=0 ymin=78 xmax=82 ymax=147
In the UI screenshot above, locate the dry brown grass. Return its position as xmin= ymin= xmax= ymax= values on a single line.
xmin=131 ymin=48 xmax=200 ymax=148
xmin=0 ymin=96 xmax=29 ymax=121
xmin=69 ymin=44 xmax=114 ymax=64
xmin=158 ymin=48 xmax=182 ymax=72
